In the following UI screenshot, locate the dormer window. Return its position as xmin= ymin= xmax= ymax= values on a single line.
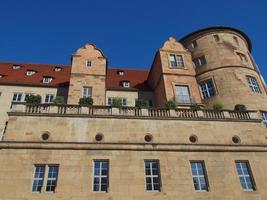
xmin=43 ymin=76 xmax=53 ymax=83
xmin=12 ymin=65 xmax=21 ymax=70
xmin=54 ymin=66 xmax=62 ymax=72
xmin=117 ymin=71 xmax=125 ymax=76
xmin=85 ymin=60 xmax=92 ymax=67
xmin=122 ymin=81 xmax=130 ymax=88
xmin=169 ymin=54 xmax=184 ymax=68
xmin=26 ymin=70 xmax=36 ymax=76
xmin=0 ymin=74 xmax=4 ymax=78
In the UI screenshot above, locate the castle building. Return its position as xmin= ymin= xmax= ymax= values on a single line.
xmin=0 ymin=26 xmax=267 ymax=200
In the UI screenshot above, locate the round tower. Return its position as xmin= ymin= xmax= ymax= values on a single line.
xmin=180 ymin=26 xmax=267 ymax=110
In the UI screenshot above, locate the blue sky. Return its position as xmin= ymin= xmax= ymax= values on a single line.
xmin=0 ymin=0 xmax=266 ymax=79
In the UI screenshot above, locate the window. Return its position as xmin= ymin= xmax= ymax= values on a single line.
xmin=54 ymin=66 xmax=62 ymax=72
xmin=93 ymin=160 xmax=109 ymax=192
xmin=237 ymin=52 xmax=247 ymax=63
xmin=32 ymin=165 xmax=59 ymax=193
xmin=107 ymin=97 xmax=127 ymax=106
xmin=169 ymin=54 xmax=184 ymax=68
xmin=45 ymin=94 xmax=54 ymax=103
xmin=246 ymin=76 xmax=261 ymax=93
xmin=262 ymin=112 xmax=267 ymax=127
xmin=43 ymin=77 xmax=52 ymax=83
xmin=26 ymin=70 xmax=36 ymax=76
xmin=199 ymin=79 xmax=216 ymax=99
xmin=144 ymin=160 xmax=161 ymax=192
xmin=86 ymin=60 xmax=92 ymax=67
xmin=191 ymin=40 xmax=197 ymax=48
xmin=117 ymin=71 xmax=124 ymax=75
xmin=83 ymin=87 xmax=92 ymax=98
xmin=190 ymin=161 xmax=209 ymax=192
xmin=46 ymin=165 xmax=59 ymax=192
xmin=122 ymin=81 xmax=130 ymax=88
xmin=175 ymin=85 xmax=191 ymax=104
xmin=235 ymin=161 xmax=255 ymax=191
xmin=32 ymin=165 xmax=45 ymax=192
xmin=12 ymin=93 xmax=23 ymax=102
xmin=12 ymin=65 xmax=21 ymax=70
xmin=233 ymin=36 xmax=239 ymax=46
xmin=0 ymin=74 xmax=4 ymax=78
xmin=193 ymin=56 xmax=207 ymax=68
xmin=213 ymin=34 xmax=220 ymax=42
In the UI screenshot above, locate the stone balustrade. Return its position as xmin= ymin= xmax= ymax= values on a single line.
xmin=9 ymin=102 xmax=263 ymax=122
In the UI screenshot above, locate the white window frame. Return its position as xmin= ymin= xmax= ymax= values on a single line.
xmin=262 ymin=112 xmax=267 ymax=128
xmin=85 ymin=60 xmax=92 ymax=67
xmin=117 ymin=71 xmax=124 ymax=75
xmin=199 ymin=79 xmax=216 ymax=99
xmin=26 ymin=70 xmax=36 ymax=76
xmin=190 ymin=161 xmax=208 ymax=192
xmin=235 ymin=161 xmax=255 ymax=191
xmin=43 ymin=77 xmax=52 ymax=84
xmin=107 ymin=97 xmax=127 ymax=106
xmin=45 ymin=165 xmax=59 ymax=192
xmin=32 ymin=165 xmax=45 ymax=192
xmin=45 ymin=94 xmax=54 ymax=103
xmin=169 ymin=54 xmax=184 ymax=68
xmin=144 ymin=160 xmax=161 ymax=192
xmin=246 ymin=76 xmax=261 ymax=93
xmin=83 ymin=87 xmax=92 ymax=98
xmin=122 ymin=81 xmax=130 ymax=88
xmin=12 ymin=93 xmax=23 ymax=102
xmin=12 ymin=65 xmax=21 ymax=70
xmin=54 ymin=66 xmax=62 ymax=72
xmin=93 ymin=160 xmax=109 ymax=192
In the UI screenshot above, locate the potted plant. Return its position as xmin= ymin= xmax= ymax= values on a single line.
xmin=135 ymin=99 xmax=149 ymax=108
xmin=53 ymin=96 xmax=65 ymax=105
xmin=25 ymin=94 xmax=42 ymax=104
xmin=234 ymin=104 xmax=247 ymax=112
xmin=79 ymin=97 xmax=93 ymax=106
xmin=165 ymin=100 xmax=176 ymax=109
xmin=212 ymin=101 xmax=223 ymax=111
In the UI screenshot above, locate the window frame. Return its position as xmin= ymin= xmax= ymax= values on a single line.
xmin=43 ymin=77 xmax=52 ymax=84
xmin=144 ymin=160 xmax=161 ymax=192
xmin=107 ymin=97 xmax=127 ymax=106
xmin=235 ymin=161 xmax=256 ymax=191
xmin=26 ymin=70 xmax=36 ymax=76
xmin=199 ymin=79 xmax=216 ymax=99
xmin=246 ymin=76 xmax=261 ymax=93
xmin=193 ymin=56 xmax=207 ymax=68
xmin=83 ymin=87 xmax=92 ymax=98
xmin=122 ymin=81 xmax=130 ymax=88
xmin=32 ymin=165 xmax=46 ymax=192
xmin=45 ymin=165 xmax=59 ymax=192
xmin=85 ymin=60 xmax=92 ymax=67
xmin=169 ymin=54 xmax=184 ymax=68
xmin=191 ymin=40 xmax=197 ymax=48
xmin=190 ymin=161 xmax=209 ymax=192
xmin=12 ymin=93 xmax=23 ymax=102
xmin=262 ymin=112 xmax=267 ymax=128
xmin=45 ymin=94 xmax=55 ymax=104
xmin=92 ymin=160 xmax=109 ymax=192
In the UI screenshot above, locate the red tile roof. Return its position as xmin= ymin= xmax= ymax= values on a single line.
xmin=106 ymin=68 xmax=151 ymax=91
xmin=0 ymin=62 xmax=151 ymax=91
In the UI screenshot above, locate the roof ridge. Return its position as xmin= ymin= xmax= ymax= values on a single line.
xmin=0 ymin=61 xmax=70 ymax=67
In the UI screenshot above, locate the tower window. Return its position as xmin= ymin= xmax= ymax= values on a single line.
xmin=213 ymin=34 xmax=220 ymax=42
xmin=262 ymin=112 xmax=267 ymax=128
xmin=83 ymin=87 xmax=92 ymax=98
xmin=190 ymin=161 xmax=209 ymax=191
xmin=235 ymin=161 xmax=256 ymax=191
xmin=93 ymin=160 xmax=109 ymax=192
xmin=169 ymin=54 xmax=184 ymax=68
xmin=199 ymin=79 xmax=216 ymax=99
xmin=191 ymin=40 xmax=198 ymax=48
xmin=144 ymin=160 xmax=161 ymax=192
xmin=85 ymin=60 xmax=92 ymax=67
xmin=193 ymin=56 xmax=207 ymax=68
xmin=246 ymin=76 xmax=261 ymax=93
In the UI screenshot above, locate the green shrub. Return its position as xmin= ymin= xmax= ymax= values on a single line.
xmin=53 ymin=96 xmax=65 ymax=105
xmin=135 ymin=99 xmax=149 ymax=108
xmin=190 ymin=103 xmax=201 ymax=110
xmin=213 ymin=101 xmax=223 ymax=110
xmin=111 ymin=97 xmax=122 ymax=107
xmin=25 ymin=94 xmax=41 ymax=104
xmin=165 ymin=100 xmax=176 ymax=109
xmin=234 ymin=104 xmax=247 ymax=112
xmin=79 ymin=97 xmax=93 ymax=106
